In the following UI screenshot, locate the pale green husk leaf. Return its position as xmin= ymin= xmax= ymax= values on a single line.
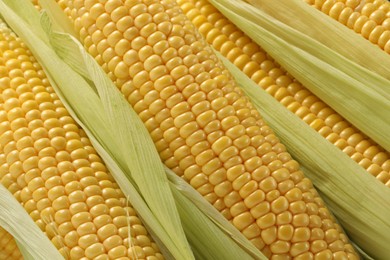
xmin=246 ymin=0 xmax=390 ymax=81
xmin=209 ymin=0 xmax=390 ymax=152
xmin=0 ymin=185 xmax=63 ymax=260
xmin=39 ymin=0 xmax=77 ymax=37
xmin=217 ymin=52 xmax=390 ymax=259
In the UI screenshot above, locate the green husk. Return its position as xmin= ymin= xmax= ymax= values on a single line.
xmin=0 ymin=1 xmax=266 ymax=259
xmin=246 ymin=0 xmax=390 ymax=81
xmin=38 ymin=0 xmax=76 ymax=37
xmin=0 ymin=185 xmax=63 ymax=260
xmin=217 ymin=52 xmax=390 ymax=259
xmin=208 ymin=0 xmax=390 ymax=152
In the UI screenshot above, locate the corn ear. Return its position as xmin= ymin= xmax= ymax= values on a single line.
xmin=246 ymin=0 xmax=390 ymax=78
xmin=179 ymin=0 xmax=390 ymax=187
xmin=208 ymin=0 xmax=390 ymax=153
xmin=217 ymin=52 xmax=390 ymax=259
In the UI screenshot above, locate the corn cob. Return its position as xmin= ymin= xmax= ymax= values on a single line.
xmin=0 ymin=226 xmax=23 ymax=260
xmin=304 ymin=0 xmax=390 ymax=53
xmin=178 ymin=0 xmax=390 ymax=187
xmin=52 ymin=0 xmax=359 ymax=258
xmin=0 ymin=20 xmax=163 ymax=260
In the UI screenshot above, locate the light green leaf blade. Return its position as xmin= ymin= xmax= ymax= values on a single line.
xmin=15 ymin=241 xmax=36 ymax=260
xmin=246 ymin=0 xmax=390 ymax=81
xmin=1 ymin=0 xmax=49 ymax=44
xmin=39 ymin=0 xmax=77 ymax=36
xmin=0 ymin=185 xmax=63 ymax=260
xmin=208 ymin=0 xmax=390 ymax=152
xmin=217 ymin=52 xmax=390 ymax=259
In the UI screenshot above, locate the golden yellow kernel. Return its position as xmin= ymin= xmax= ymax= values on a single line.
xmin=329 ymin=2 xmax=345 ymax=19
xmin=270 ymin=240 xmax=291 ymax=254
xmin=324 ymin=229 xmax=340 ymax=244
xmin=290 ymin=241 xmax=310 ymax=257
xmin=84 ymin=243 xmax=105 ymax=259
xmin=361 ymin=19 xmax=378 ymax=38
xmin=77 ymin=233 xmax=99 ymax=250
xmin=250 ymin=200 xmax=270 ymax=219
xmin=257 ymin=212 xmax=276 ymax=229
xmin=321 ymin=0 xmax=337 ymax=14
xmin=377 ymin=171 xmax=390 ymax=184
xmin=382 ymin=17 xmax=390 ymax=30
xmin=261 ymin=226 xmax=277 ymax=245
xmin=230 ymin=201 xmax=249 ymax=217
xmin=232 ymin=211 xmax=254 ymax=231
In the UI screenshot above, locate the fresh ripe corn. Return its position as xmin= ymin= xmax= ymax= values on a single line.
xmin=178 ymin=0 xmax=390 ymax=187
xmin=0 ymin=21 xmax=163 ymax=260
xmin=53 ymin=0 xmax=359 ymax=258
xmin=304 ymin=0 xmax=390 ymax=53
xmin=0 ymin=226 xmax=23 ymax=260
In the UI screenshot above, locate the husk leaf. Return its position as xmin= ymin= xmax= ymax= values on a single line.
xmin=246 ymin=0 xmax=390 ymax=81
